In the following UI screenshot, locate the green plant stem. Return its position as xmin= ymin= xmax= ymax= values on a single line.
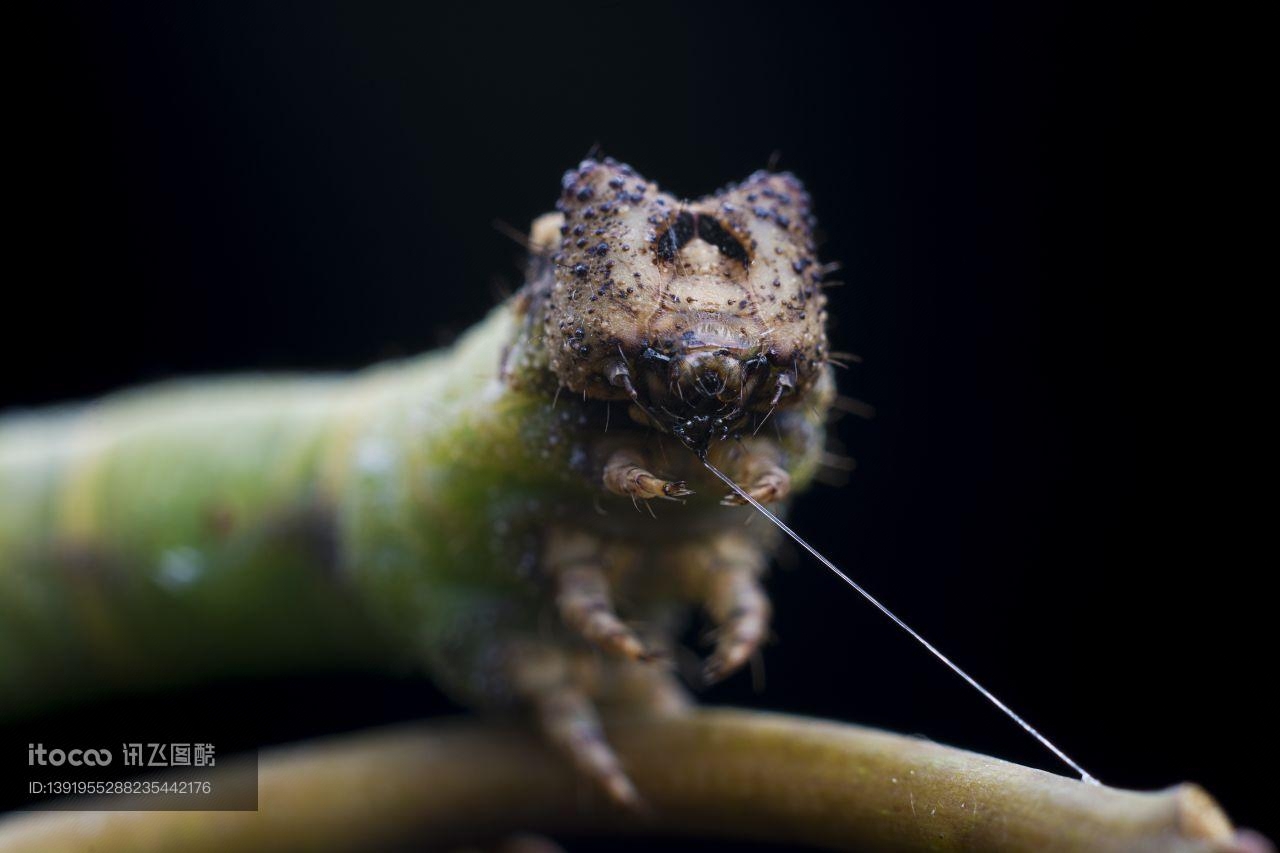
xmin=0 ymin=708 xmax=1253 ymax=852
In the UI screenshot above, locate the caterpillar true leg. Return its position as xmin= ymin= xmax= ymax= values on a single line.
xmin=545 ymin=528 xmax=656 ymax=662
xmin=533 ymin=685 xmax=640 ymax=807
xmin=601 ymin=446 xmax=693 ymax=500
xmin=509 ymin=643 xmax=641 ymax=808
xmin=671 ymin=533 xmax=772 ymax=684
xmin=716 ymin=439 xmax=792 ymax=506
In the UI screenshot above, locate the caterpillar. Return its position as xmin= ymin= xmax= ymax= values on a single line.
xmin=0 ymin=157 xmax=835 ymax=805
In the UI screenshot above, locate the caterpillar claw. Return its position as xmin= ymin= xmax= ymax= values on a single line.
xmin=719 ymin=469 xmax=790 ymax=505
xmin=702 ymin=655 xmax=733 ymax=686
xmin=718 ymin=441 xmax=792 ymax=505
xmin=603 ymin=447 xmax=693 ymax=501
xmin=663 ymin=480 xmax=694 ymax=498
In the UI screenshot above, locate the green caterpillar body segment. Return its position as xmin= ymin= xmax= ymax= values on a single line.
xmin=0 ymin=307 xmax=563 ymax=706
xmin=0 ymin=159 xmax=836 ymax=804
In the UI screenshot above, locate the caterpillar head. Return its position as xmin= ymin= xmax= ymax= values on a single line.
xmin=542 ymin=158 xmax=831 ymax=451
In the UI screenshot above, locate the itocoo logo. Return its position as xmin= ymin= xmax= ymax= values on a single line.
xmin=28 ymin=744 xmax=113 ymax=766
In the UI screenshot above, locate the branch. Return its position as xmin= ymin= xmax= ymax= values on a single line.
xmin=0 ymin=708 xmax=1258 ymax=852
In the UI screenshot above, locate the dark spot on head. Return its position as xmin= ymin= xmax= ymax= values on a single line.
xmin=696 ymin=215 xmax=750 ymax=266
xmin=655 ymin=210 xmax=696 ymax=261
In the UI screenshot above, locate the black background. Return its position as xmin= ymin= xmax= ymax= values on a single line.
xmin=7 ymin=1 xmax=1271 ymax=848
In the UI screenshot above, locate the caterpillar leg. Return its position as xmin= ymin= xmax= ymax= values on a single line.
xmin=533 ymin=685 xmax=640 ymax=807
xmin=672 ymin=533 xmax=772 ymax=684
xmin=716 ymin=438 xmax=791 ymax=506
xmin=602 ymin=446 xmax=693 ymax=500
xmin=545 ymin=528 xmax=655 ymax=661
xmin=509 ymin=643 xmax=641 ymax=808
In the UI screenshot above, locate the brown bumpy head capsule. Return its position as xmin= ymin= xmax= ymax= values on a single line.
xmin=544 ymin=158 xmax=829 ymax=450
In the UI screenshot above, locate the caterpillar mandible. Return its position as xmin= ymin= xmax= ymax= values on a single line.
xmin=0 ymin=157 xmax=836 ymax=804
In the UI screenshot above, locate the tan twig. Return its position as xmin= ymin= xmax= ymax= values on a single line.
xmin=0 ymin=708 xmax=1257 ymax=852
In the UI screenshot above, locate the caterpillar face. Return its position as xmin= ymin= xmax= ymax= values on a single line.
xmin=544 ymin=158 xmax=830 ymax=450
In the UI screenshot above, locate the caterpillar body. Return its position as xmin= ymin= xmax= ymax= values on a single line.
xmin=0 ymin=158 xmax=835 ymax=804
